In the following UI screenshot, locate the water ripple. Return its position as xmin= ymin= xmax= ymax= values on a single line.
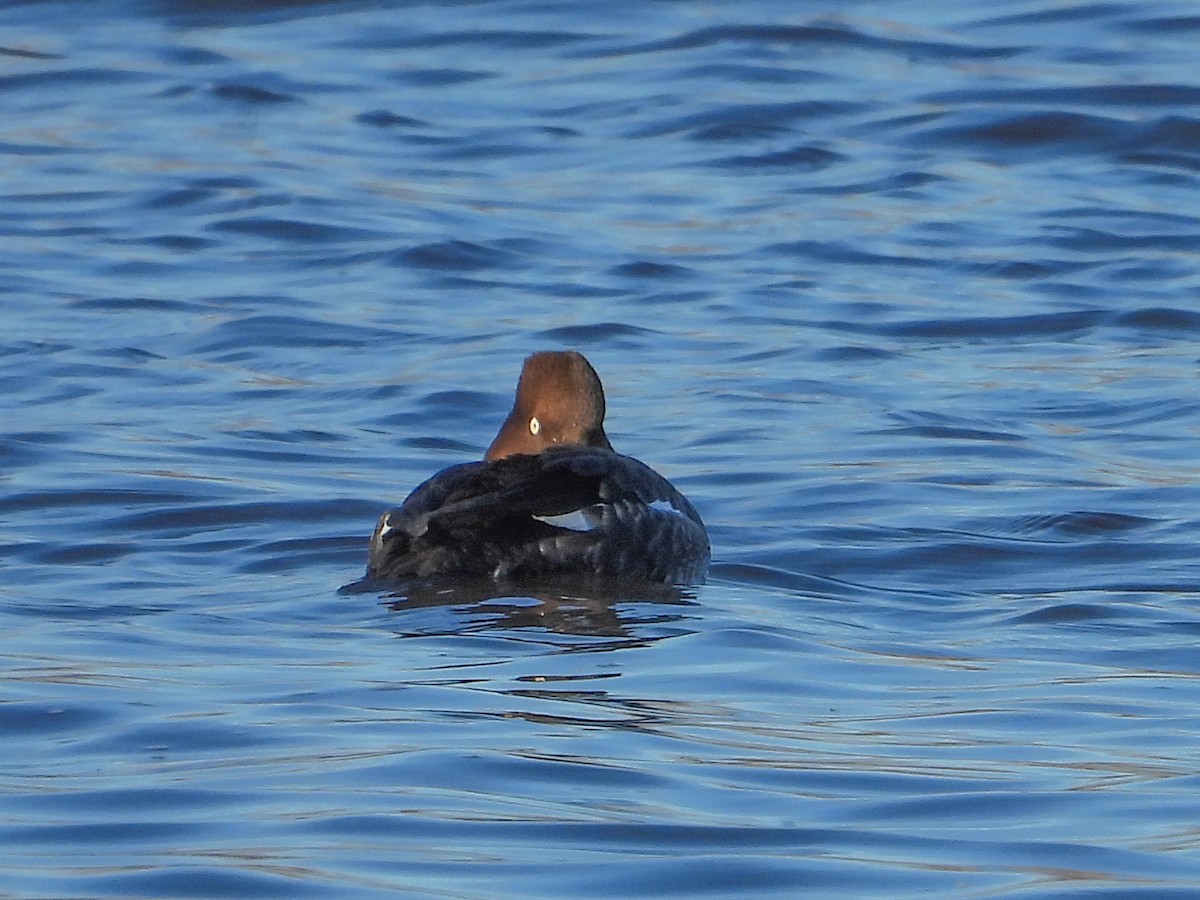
xmin=3 ymin=0 xmax=1200 ymax=896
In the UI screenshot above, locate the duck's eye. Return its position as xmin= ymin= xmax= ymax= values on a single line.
xmin=529 ymin=416 xmax=541 ymax=436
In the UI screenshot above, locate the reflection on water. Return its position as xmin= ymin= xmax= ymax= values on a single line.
xmin=349 ymin=574 xmax=697 ymax=641
xmin=3 ymin=0 xmax=1200 ymax=896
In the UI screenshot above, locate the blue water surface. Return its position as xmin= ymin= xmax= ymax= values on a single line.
xmin=3 ymin=0 xmax=1200 ymax=896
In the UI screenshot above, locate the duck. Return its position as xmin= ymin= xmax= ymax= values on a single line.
xmin=365 ymin=350 xmax=709 ymax=585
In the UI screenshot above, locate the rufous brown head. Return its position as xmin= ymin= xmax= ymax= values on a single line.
xmin=484 ymin=351 xmax=614 ymax=460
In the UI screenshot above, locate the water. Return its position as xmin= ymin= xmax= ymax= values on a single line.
xmin=4 ymin=0 xmax=1200 ymax=896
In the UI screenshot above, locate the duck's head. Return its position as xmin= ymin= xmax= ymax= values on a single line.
xmin=485 ymin=350 xmax=614 ymax=460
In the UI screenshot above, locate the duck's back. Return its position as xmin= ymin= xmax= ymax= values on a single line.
xmin=367 ymin=446 xmax=709 ymax=585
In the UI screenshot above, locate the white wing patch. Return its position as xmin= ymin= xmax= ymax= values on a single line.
xmin=533 ymin=507 xmax=601 ymax=532
xmin=534 ymin=500 xmax=686 ymax=532
xmin=376 ymin=511 xmax=426 ymax=542
xmin=648 ymin=498 xmax=687 ymax=518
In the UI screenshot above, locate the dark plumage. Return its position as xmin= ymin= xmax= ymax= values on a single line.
xmin=365 ymin=351 xmax=709 ymax=585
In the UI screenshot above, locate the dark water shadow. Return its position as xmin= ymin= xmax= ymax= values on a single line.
xmin=341 ymin=573 xmax=698 ymax=641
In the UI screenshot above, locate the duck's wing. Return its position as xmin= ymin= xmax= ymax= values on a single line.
xmin=543 ymin=448 xmax=710 ymax=583
xmin=546 ymin=447 xmax=706 ymax=530
xmin=489 ymin=447 xmax=709 ymax=583
xmin=367 ymin=454 xmax=600 ymax=578
xmin=395 ymin=453 xmax=603 ymax=536
xmin=368 ymin=448 xmax=708 ymax=583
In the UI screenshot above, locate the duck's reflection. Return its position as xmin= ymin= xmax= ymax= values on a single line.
xmin=342 ymin=574 xmax=698 ymax=640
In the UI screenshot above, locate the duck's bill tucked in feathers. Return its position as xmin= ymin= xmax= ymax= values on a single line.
xmin=368 ymin=446 xmax=709 ymax=586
